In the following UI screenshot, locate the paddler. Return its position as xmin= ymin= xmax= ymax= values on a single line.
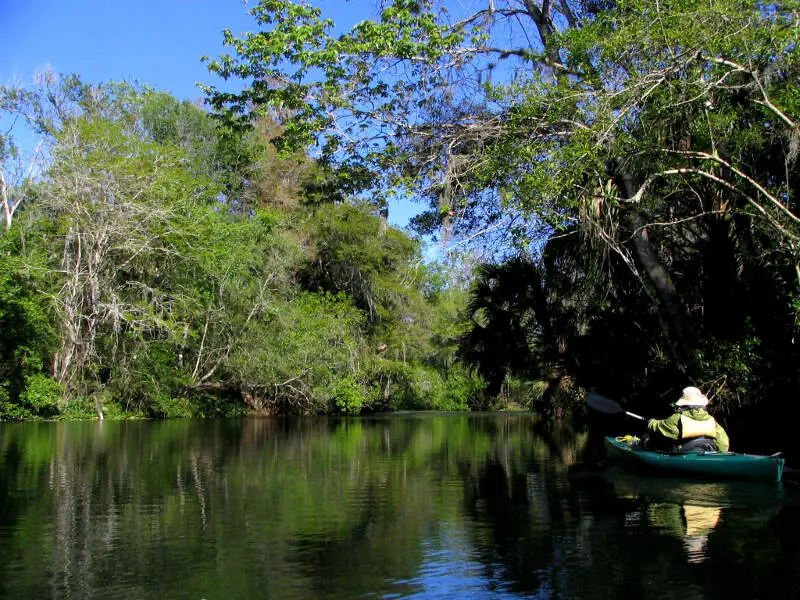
xmin=646 ymin=386 xmax=730 ymax=452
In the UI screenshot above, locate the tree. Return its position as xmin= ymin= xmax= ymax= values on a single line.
xmin=301 ymin=202 xmax=419 ymax=320
xmin=460 ymin=259 xmax=541 ymax=396
xmin=0 ymin=72 xmax=69 ymax=229
xmin=41 ymin=113 xmax=224 ymax=398
xmin=205 ymin=0 xmax=800 ymax=410
xmin=0 ymin=78 xmax=296 ymax=414
xmin=298 ymin=201 xmax=481 ymax=411
xmin=207 ymin=0 xmax=799 ymax=234
xmin=0 ymin=224 xmax=60 ymax=418
xmin=1 ymin=71 xmax=483 ymax=418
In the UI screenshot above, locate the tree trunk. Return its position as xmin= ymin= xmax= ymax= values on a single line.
xmin=616 ymin=172 xmax=692 ymax=372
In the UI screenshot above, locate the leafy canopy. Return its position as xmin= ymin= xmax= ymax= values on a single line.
xmin=205 ymin=0 xmax=800 ymax=253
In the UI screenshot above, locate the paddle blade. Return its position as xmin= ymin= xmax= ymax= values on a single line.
xmin=586 ymin=393 xmax=625 ymax=415
xmin=587 ymin=393 xmax=647 ymax=420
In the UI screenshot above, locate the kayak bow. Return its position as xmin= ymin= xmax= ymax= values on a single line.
xmin=605 ymin=436 xmax=785 ymax=482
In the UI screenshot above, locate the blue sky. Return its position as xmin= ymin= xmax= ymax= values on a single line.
xmin=4 ymin=0 xmax=257 ymax=101
xmin=3 ymin=0 xmax=380 ymax=103
xmin=3 ymin=0 xmax=425 ymax=228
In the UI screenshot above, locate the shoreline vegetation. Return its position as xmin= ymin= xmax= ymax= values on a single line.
xmin=15 ymin=402 xmax=537 ymax=423
xmin=2 ymin=1 xmax=799 ymax=458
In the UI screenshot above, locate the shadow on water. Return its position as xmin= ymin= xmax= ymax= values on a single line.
xmin=0 ymin=415 xmax=799 ymax=599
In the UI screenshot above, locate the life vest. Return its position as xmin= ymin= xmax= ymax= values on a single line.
xmin=680 ymin=414 xmax=717 ymax=439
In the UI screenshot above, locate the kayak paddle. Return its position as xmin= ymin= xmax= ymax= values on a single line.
xmin=586 ymin=393 xmax=646 ymax=421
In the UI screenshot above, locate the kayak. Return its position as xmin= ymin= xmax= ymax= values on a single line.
xmin=605 ymin=436 xmax=785 ymax=482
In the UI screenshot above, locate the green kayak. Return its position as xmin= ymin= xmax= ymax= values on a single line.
xmin=605 ymin=436 xmax=785 ymax=482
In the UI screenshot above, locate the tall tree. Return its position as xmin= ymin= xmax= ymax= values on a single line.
xmin=205 ymin=0 xmax=800 ymax=405
xmin=42 ymin=112 xmax=225 ymax=397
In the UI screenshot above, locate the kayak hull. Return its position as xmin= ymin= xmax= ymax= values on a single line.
xmin=604 ymin=436 xmax=785 ymax=482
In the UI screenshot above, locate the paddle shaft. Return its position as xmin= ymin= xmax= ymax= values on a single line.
xmin=624 ymin=410 xmax=646 ymax=421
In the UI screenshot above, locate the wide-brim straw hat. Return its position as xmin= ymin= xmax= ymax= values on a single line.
xmin=675 ymin=386 xmax=709 ymax=407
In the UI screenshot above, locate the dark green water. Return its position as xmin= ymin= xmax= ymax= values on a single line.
xmin=0 ymin=414 xmax=798 ymax=599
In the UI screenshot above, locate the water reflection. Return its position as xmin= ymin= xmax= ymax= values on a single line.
xmin=632 ymin=499 xmax=721 ymax=563
xmin=592 ymin=467 xmax=788 ymax=586
xmin=0 ymin=417 xmax=796 ymax=599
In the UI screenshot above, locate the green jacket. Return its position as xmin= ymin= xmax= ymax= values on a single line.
xmin=647 ymin=408 xmax=730 ymax=452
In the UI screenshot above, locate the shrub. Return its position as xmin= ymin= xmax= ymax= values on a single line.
xmin=330 ymin=375 xmax=364 ymax=414
xmin=18 ymin=374 xmax=63 ymax=418
xmin=148 ymin=393 xmax=195 ymax=419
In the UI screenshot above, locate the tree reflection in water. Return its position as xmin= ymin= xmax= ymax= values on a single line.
xmin=0 ymin=416 xmax=796 ymax=599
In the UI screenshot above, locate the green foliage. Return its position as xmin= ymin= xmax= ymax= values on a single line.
xmin=17 ymin=374 xmax=62 ymax=418
xmin=695 ymin=328 xmax=763 ymax=411
xmin=293 ymin=202 xmax=483 ymax=412
xmin=148 ymin=394 xmax=195 ymax=419
xmin=41 ymin=110 xmax=222 ymax=396
xmin=0 ymin=74 xmax=482 ymax=419
xmin=57 ymin=391 xmax=142 ymax=420
xmin=109 ymin=341 xmax=190 ymax=415
xmin=190 ymin=392 xmax=250 ymax=418
xmin=460 ymin=259 xmax=543 ymax=396
xmin=202 ymin=0 xmax=469 ymax=206
xmin=217 ymin=289 xmax=366 ymax=414
xmin=8 ymin=1 xmax=797 ymax=430
xmin=0 ymin=222 xmax=59 ymax=420
xmin=330 ymin=375 xmax=365 ymax=414
xmin=302 ymin=203 xmax=419 ymax=320
xmin=200 ymin=0 xmax=799 ymax=418
xmin=366 ymin=359 xmax=477 ymax=412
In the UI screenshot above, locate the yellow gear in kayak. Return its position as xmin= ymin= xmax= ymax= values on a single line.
xmin=615 ymin=435 xmax=641 ymax=444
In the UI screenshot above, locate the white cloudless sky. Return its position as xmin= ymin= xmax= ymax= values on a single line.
xmin=3 ymin=0 xmax=426 ymax=228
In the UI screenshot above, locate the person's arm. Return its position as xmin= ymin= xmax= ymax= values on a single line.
xmin=648 ymin=412 xmax=680 ymax=439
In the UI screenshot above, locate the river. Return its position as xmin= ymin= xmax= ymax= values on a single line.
xmin=0 ymin=414 xmax=797 ymax=599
